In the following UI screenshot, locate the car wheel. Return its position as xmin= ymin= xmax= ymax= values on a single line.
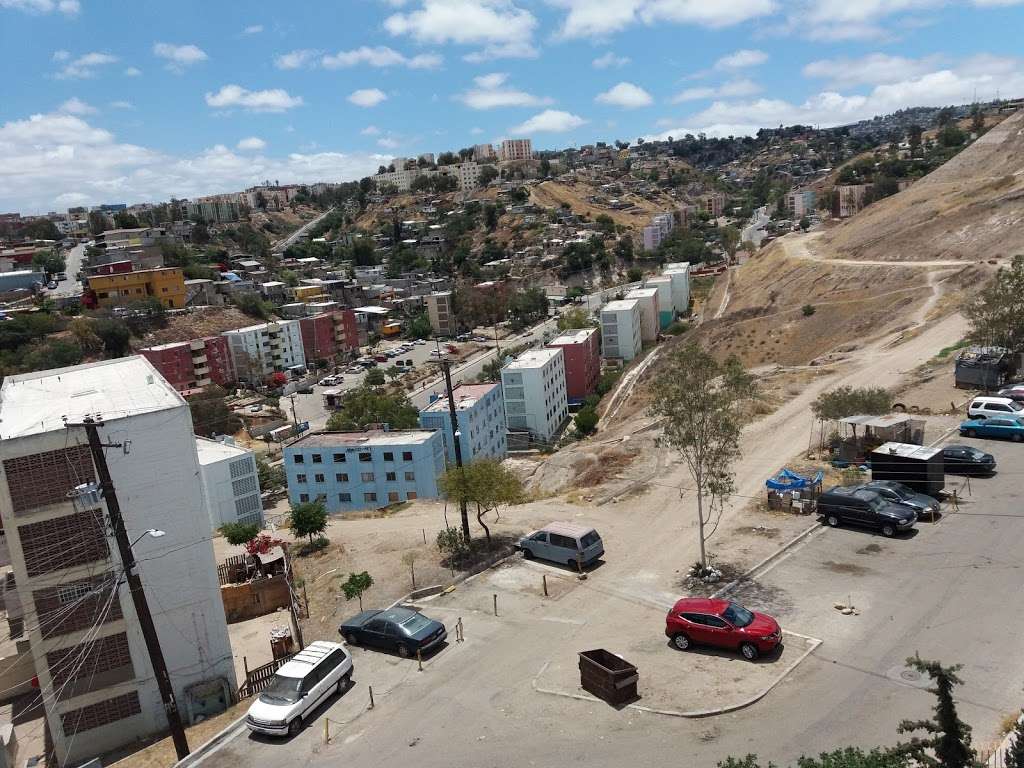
xmin=672 ymin=633 xmax=691 ymax=651
xmin=967 ymin=429 xmax=977 ymax=438
xmin=397 ymin=643 xmax=410 ymax=659
xmin=345 ymin=633 xmax=358 ymax=646
xmin=567 ymin=559 xmax=578 ymax=572
xmin=1014 ymin=433 xmax=1022 ymax=443
xmin=521 ymin=547 xmax=533 ymax=560
xmin=881 ymin=523 xmax=896 ymax=537
xmin=740 ymin=642 xmax=759 ymax=661
xmin=288 ymin=716 xmax=302 ymax=737
xmin=826 ymin=515 xmax=840 ymax=528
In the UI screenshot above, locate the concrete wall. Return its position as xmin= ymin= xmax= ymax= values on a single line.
xmin=220 ymin=577 xmax=291 ymax=623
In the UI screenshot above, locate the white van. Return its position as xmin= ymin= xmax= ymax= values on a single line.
xmin=246 ymin=641 xmax=353 ymax=737
xmin=967 ymin=396 xmax=1024 ymax=419
xmin=517 ymin=522 xmax=604 ymax=569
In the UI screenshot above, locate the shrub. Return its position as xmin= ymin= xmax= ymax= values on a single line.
xmin=801 ymin=304 xmax=816 ymax=317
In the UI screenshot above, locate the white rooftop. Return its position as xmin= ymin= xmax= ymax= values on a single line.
xmin=420 ymin=383 xmax=500 ymax=414
xmin=0 ymin=356 xmax=184 ymax=440
xmin=627 ymin=287 xmax=658 ymax=299
xmin=195 ymin=436 xmax=251 ymax=465
xmin=663 ymin=262 xmax=691 ymax=272
xmin=505 ymin=347 xmax=562 ymax=370
xmin=548 ymin=328 xmax=597 ymax=346
xmin=602 ymin=299 xmax=640 ymax=312
xmin=291 ymin=429 xmax=437 ymax=447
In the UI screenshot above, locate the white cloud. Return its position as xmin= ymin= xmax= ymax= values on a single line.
xmin=384 ymin=0 xmax=538 ymax=61
xmin=55 ymin=51 xmax=118 ymax=79
xmin=110 ymin=100 xmax=133 ymax=109
xmin=714 ymin=48 xmax=768 ymax=69
xmin=774 ymin=0 xmax=1010 ymax=40
xmin=52 ymin=49 xmax=70 ymax=61
xmin=321 ymin=45 xmax=443 ymax=69
xmin=237 ymin=136 xmax=267 ymax=151
xmin=348 ymin=88 xmax=388 ymax=107
xmin=510 ymin=109 xmax=587 ymax=133
xmin=595 ymin=81 xmax=653 ymax=108
xmin=377 ymin=136 xmax=401 ymax=149
xmin=242 ymin=24 xmax=263 ymax=34
xmin=58 ymin=97 xmax=96 ymax=115
xmin=550 ymin=0 xmax=777 ymax=39
xmin=671 ymin=78 xmax=760 ymax=102
xmin=0 ymin=0 xmax=79 ymax=15
xmin=592 ymin=51 xmax=630 ymax=68
xmin=361 ymin=125 xmax=381 ymax=135
xmin=470 ymin=126 xmax=484 ymax=134
xmin=153 ymin=42 xmax=208 ymax=72
xmin=802 ymin=52 xmax=944 ymax=88
xmin=0 ymin=111 xmax=389 ymax=213
xmin=456 ymin=72 xmax=553 ymax=109
xmin=205 ymin=84 xmax=304 ymax=112
xmin=123 ymin=66 xmax=141 ymax=77
xmin=274 ymin=49 xmax=320 ymax=70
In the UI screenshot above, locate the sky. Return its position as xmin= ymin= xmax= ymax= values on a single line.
xmin=2 ymin=0 xmax=1024 ymax=214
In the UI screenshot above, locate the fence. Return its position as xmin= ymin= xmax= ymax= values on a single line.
xmin=237 ymin=653 xmax=296 ymax=700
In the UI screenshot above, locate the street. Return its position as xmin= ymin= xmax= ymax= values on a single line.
xmin=52 ymin=241 xmax=85 ymax=297
xmin=742 ymin=206 xmax=769 ymax=248
xmin=272 ymin=207 xmax=335 ymax=255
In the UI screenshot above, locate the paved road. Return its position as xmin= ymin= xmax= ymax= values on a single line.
xmin=742 ymin=206 xmax=769 ymax=247
xmin=52 ymin=242 xmax=86 ymax=297
xmin=272 ymin=207 xmax=335 ymax=255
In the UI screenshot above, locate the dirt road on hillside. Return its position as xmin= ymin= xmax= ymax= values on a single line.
xmin=779 ymin=230 xmax=983 ymax=268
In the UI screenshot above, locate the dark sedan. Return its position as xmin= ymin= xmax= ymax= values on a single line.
xmin=338 ymin=607 xmax=446 ymax=658
xmin=861 ymin=480 xmax=939 ymax=515
xmin=942 ymin=444 xmax=996 ymax=475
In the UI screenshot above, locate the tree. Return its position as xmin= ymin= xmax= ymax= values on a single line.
xmin=908 ymin=124 xmax=923 ymax=155
xmin=113 ymin=211 xmax=139 ymax=229
xmin=966 ymin=254 xmax=1024 ymax=351
xmin=719 ymin=748 xmax=907 ymax=768
xmin=647 ymin=343 xmax=755 ymax=572
xmin=233 ymin=293 xmax=274 ymax=320
xmin=256 ymin=455 xmax=287 ymax=491
xmin=802 ymin=304 xmax=816 ymax=317
xmin=615 ymin=236 xmax=634 ymax=263
xmin=557 ymin=307 xmax=592 ymax=331
xmin=401 ymin=551 xmax=420 ymax=589
xmin=799 ymin=216 xmax=811 ymax=232
xmin=720 ymin=225 xmax=741 ymax=259
xmin=384 ymin=365 xmax=403 ymax=382
xmin=538 ymin=157 xmax=551 ymax=178
xmin=326 ymin=385 xmax=419 ymax=431
xmin=574 ymin=406 xmax=599 ymax=436
xmin=351 ymin=238 xmax=377 ymax=267
xmin=938 ymin=123 xmax=966 ymax=148
xmin=437 ymin=459 xmax=525 ymax=546
xmin=187 ymin=386 xmax=243 ymax=438
xmin=289 ymin=500 xmax=328 ymax=544
xmin=220 ymin=522 xmax=261 ymax=546
xmin=405 ymin=312 xmax=432 ymax=340
xmin=436 ymin=526 xmax=470 ymax=566
xmin=91 ymin=317 xmax=131 ymax=356
xmin=811 ymin=386 xmax=892 ymax=421
xmin=627 ymin=267 xmax=643 ymax=283
xmin=68 ymin=318 xmax=103 ymax=354
xmin=88 ymin=211 xmax=108 ymax=235
xmin=1004 ymin=712 xmax=1024 ymax=768
xmin=340 ymin=571 xmax=373 ymax=611
xmin=365 ymin=368 xmax=385 ymax=387
xmin=32 ymin=248 xmax=65 ymax=275
xmin=897 ymin=656 xmax=976 ymax=768
xmin=970 ymin=104 xmax=985 ymax=135
xmin=22 ymin=219 xmax=61 ymax=241
xmin=479 ymin=165 xmax=499 ymax=185
xmin=483 ymin=204 xmax=499 ymax=231
xmin=279 ymin=269 xmax=299 ymax=287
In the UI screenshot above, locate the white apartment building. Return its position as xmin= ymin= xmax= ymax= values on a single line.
xmin=372 ymin=162 xmax=482 ymax=193
xmin=663 ymin=262 xmax=691 ymax=317
xmin=425 ymin=291 xmax=456 ymax=337
xmin=625 ymin=287 xmax=660 ymax=343
xmin=645 ymin=275 xmax=674 ymax=329
xmin=222 ymin=319 xmax=306 ymax=383
xmin=600 ymin=299 xmax=642 ymax=361
xmin=473 ymin=143 xmax=497 ymax=162
xmin=500 ymin=139 xmax=533 ymax=162
xmin=196 ymin=437 xmax=264 ymax=530
xmin=501 ymin=347 xmax=568 ymax=444
xmin=0 ymin=357 xmax=235 ymax=766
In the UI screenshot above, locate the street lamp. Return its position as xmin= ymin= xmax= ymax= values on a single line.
xmin=129 ymin=529 xmax=165 ymax=548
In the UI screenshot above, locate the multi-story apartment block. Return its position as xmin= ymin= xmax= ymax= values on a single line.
xmin=284 ymin=430 xmax=446 ymax=513
xmin=86 ymin=267 xmax=187 ymax=309
xmin=418 ymin=383 xmax=507 ymax=463
xmin=645 ymin=276 xmax=674 ymax=329
xmin=663 ymin=262 xmax=691 ymax=317
xmin=501 ymin=348 xmax=568 ymax=444
xmin=546 ymin=328 xmax=601 ymax=404
xmin=298 ymin=310 xmax=359 ymax=367
xmin=698 ymin=192 xmax=727 ymax=218
xmin=195 ymin=437 xmax=263 ymax=530
xmin=500 ymin=139 xmax=533 ymax=162
xmin=625 ymin=287 xmax=660 ymax=343
xmin=185 ymin=200 xmax=240 ymax=224
xmin=372 ymin=162 xmax=482 ymax=193
xmin=834 ymin=184 xmax=870 ymax=218
xmin=643 ymin=212 xmax=674 ymax=251
xmin=473 ymin=143 xmax=497 ymax=162
xmin=425 ymin=291 xmax=456 ymax=337
xmin=0 ymin=357 xmax=235 ymax=766
xmin=600 ymin=299 xmax=642 ymax=361
xmin=786 ymin=189 xmax=817 ymax=218
xmin=139 ymin=336 xmax=235 ymax=392
xmin=222 ymin=319 xmax=306 ymax=383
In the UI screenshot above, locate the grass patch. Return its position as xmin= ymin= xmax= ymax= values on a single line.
xmin=934 ymin=339 xmax=969 ymax=360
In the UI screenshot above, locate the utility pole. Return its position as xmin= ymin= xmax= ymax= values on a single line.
xmin=71 ymin=417 xmax=190 ymax=760
xmin=438 ymin=356 xmax=471 ymax=540
xmin=289 ymin=393 xmax=298 ymax=427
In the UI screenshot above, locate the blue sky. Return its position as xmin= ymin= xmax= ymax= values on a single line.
xmin=2 ymin=0 xmax=1023 ymax=213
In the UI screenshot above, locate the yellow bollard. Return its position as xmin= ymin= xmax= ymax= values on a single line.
xmin=323 ymin=718 xmax=329 ymax=744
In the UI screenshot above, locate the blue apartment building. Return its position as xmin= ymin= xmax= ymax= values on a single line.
xmin=418 ymin=382 xmax=507 ymax=463
xmin=284 ymin=429 xmax=445 ymax=513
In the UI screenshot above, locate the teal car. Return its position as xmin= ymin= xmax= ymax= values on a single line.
xmin=960 ymin=417 xmax=1024 ymax=442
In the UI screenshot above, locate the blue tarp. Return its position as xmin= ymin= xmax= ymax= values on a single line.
xmin=765 ymin=468 xmax=824 ymax=491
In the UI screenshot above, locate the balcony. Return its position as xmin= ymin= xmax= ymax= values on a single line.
xmin=196 ymin=377 xmax=212 ymax=387
xmin=194 ymin=365 xmax=210 ymax=376
xmin=189 ymin=339 xmax=205 ymax=351
xmin=191 ymin=354 xmax=207 ymax=364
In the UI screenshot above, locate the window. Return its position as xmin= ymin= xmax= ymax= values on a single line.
xmin=359 ymin=452 xmax=372 ymax=462
xmin=314 ymin=473 xmax=325 ymax=483
xmin=339 ymin=493 xmax=351 ymax=503
xmin=386 ymin=472 xmax=396 ymax=482
xmin=364 ymin=492 xmax=377 ymax=503
xmin=312 ymin=454 xmax=323 ymax=464
xmin=404 ymin=471 xmax=415 ymax=482
xmin=57 ymin=583 xmax=94 ymax=605
xmin=383 ymin=452 xmax=394 ymax=461
xmin=299 ymin=493 xmax=309 ymax=502
xmin=296 ymin=473 xmax=307 ymax=483
xmin=702 ymin=615 xmax=729 ymax=629
xmin=407 ymin=491 xmax=417 ymax=500
xmin=361 ymin=472 xmax=374 ymax=482
xmin=388 ymin=491 xmax=400 ymax=503
xmin=402 ymin=451 xmax=413 ymax=461
xmin=293 ymin=454 xmax=305 ymax=464
xmin=336 ymin=473 xmax=349 ymax=482
xmin=333 ymin=453 xmax=346 ymax=463
xmin=549 ymin=533 xmax=577 ymax=549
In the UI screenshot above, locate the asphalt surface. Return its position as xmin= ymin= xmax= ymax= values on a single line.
xmin=51 ymin=242 xmax=85 ymax=297
xmin=272 ymin=207 xmax=335 ymax=255
xmin=198 ymin=432 xmax=1024 ymax=768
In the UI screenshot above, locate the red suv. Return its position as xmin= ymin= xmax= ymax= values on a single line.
xmin=665 ymin=597 xmax=782 ymax=660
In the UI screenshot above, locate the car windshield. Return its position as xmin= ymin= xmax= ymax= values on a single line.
xmin=722 ymin=602 xmax=754 ymax=628
xmin=1011 ymin=401 xmax=1024 ymax=411
xmin=580 ymin=531 xmax=600 ymax=548
xmin=399 ymin=613 xmax=432 ymax=635
xmin=259 ymin=674 xmax=303 ymax=704
xmin=882 ymin=484 xmax=912 ymax=500
xmin=968 ymin=448 xmax=987 ymax=459
xmin=857 ymin=493 xmax=886 ymax=511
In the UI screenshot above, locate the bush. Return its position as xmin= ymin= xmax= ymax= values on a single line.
xmin=801 ymin=304 xmax=816 ymax=317
xmin=220 ymin=522 xmax=260 ymax=546
xmin=665 ymin=320 xmax=689 ymax=336
xmin=437 ymin=526 xmax=470 ymax=565
xmin=289 ymin=500 xmax=328 ymax=544
xmin=596 ymin=368 xmax=623 ymax=397
xmin=574 ymin=406 xmax=599 ymax=436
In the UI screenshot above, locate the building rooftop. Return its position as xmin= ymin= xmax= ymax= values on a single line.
xmin=663 ymin=262 xmax=691 ymax=272
xmin=505 ymin=347 xmax=562 ymax=370
xmin=353 ymin=306 xmax=390 ymax=315
xmin=420 ymin=383 xmax=500 ymax=414
xmin=0 ymin=356 xmax=184 ymax=440
xmin=289 ymin=429 xmax=438 ymax=448
xmin=548 ymin=327 xmax=597 ymax=346
xmin=602 ymin=299 xmax=640 ymax=312
xmin=626 ymin=287 xmax=658 ymax=299
xmin=195 ymin=436 xmax=251 ymax=464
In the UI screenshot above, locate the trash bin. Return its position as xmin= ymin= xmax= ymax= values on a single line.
xmin=578 ymin=649 xmax=638 ymax=706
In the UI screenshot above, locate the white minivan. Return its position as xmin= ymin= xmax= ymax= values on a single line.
xmin=967 ymin=396 xmax=1024 ymax=419
xmin=246 ymin=641 xmax=353 ymax=737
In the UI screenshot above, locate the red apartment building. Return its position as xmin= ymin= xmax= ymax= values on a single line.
xmin=546 ymin=327 xmax=600 ymax=404
xmin=139 ymin=336 xmax=235 ymax=392
xmin=298 ymin=310 xmax=359 ymax=366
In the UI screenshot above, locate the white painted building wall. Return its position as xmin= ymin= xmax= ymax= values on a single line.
xmin=196 ymin=437 xmax=264 ymax=529
xmin=625 ymin=287 xmax=660 ymax=342
xmin=501 ymin=347 xmax=567 ymax=443
xmin=663 ymin=262 xmax=692 ymax=318
xmin=222 ymin=319 xmax=306 ymax=381
xmin=600 ymin=299 xmax=642 ymax=361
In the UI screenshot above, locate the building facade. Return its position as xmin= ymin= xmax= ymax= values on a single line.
xmin=501 ymin=348 xmax=568 ymax=443
xmin=699 ymin=192 xmax=727 ymax=218
xmin=298 ymin=310 xmax=358 ymax=367
xmin=284 ymin=430 xmax=446 ymax=513
xmin=195 ymin=437 xmax=263 ymax=530
xmin=500 ymin=139 xmax=533 ymax=162
xmin=600 ymin=299 xmax=642 ymax=361
xmin=0 ymin=357 xmax=235 ymax=766
xmin=786 ymin=189 xmax=817 ymax=218
xmin=662 ymin=262 xmax=691 ymax=318
xmin=425 ymin=291 xmax=456 ymax=337
xmin=87 ymin=267 xmax=186 ymax=309
xmin=546 ymin=328 xmax=600 ymax=404
xmin=372 ymin=162 xmax=482 ymax=193
xmin=644 ymin=276 xmax=674 ymax=329
xmin=834 ymin=184 xmax=869 ymax=218
xmin=418 ymin=383 xmax=507 ymax=463
xmin=222 ymin=320 xmax=306 ymax=383
xmin=625 ymin=287 xmax=660 ymax=343
xmin=139 ymin=336 xmax=235 ymax=392
xmin=473 ymin=143 xmax=497 ymax=162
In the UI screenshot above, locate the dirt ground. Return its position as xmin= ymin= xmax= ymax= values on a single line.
xmin=134 ymin=306 xmax=259 ymax=348
xmin=530 ymin=180 xmax=664 ymax=229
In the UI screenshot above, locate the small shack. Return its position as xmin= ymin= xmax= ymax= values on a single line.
xmin=766 ymin=468 xmax=823 ymax=512
xmin=955 ymin=346 xmax=1017 ymax=389
xmin=832 ymin=414 xmax=925 ymax=463
xmin=870 ymin=442 xmax=944 ymax=497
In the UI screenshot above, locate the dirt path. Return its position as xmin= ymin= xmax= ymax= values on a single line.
xmin=601 ymin=348 xmax=662 ymax=426
xmin=713 ymin=266 xmax=733 ymax=319
xmin=778 ymin=230 xmax=986 ymax=268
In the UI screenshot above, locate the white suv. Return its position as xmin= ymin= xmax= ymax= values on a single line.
xmin=246 ymin=641 xmax=353 ymax=737
xmin=967 ymin=396 xmax=1024 ymax=419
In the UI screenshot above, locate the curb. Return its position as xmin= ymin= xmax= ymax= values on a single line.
xmin=173 ymin=714 xmax=248 ymax=768
xmin=389 ymin=549 xmax=518 ymax=609
xmin=710 ymin=521 xmax=822 ymax=599
xmin=531 ymin=630 xmax=822 ymax=718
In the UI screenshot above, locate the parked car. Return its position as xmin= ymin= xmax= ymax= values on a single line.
xmin=967 ymin=396 xmax=1024 ymax=419
xmin=338 ymin=607 xmax=446 ymax=658
xmin=665 ymin=598 xmax=782 ymax=660
xmin=941 ymin=444 xmax=996 ymax=475
xmin=46 ymin=280 xmax=58 ymax=289
xmin=998 ymin=384 xmax=1024 ymax=402
xmin=960 ymin=417 xmax=1024 ymax=442
xmin=318 ymin=376 xmax=339 ymax=387
xmin=414 ymin=339 xmax=427 ymax=345
xmin=473 ymin=335 xmax=489 ymax=343
xmin=860 ymin=480 xmax=940 ymax=515
xmin=816 ymin=486 xmax=917 ymax=536
xmin=517 ymin=522 xmax=604 ymax=569
xmin=373 ymin=354 xmax=388 ymax=363
xmin=248 ymin=404 xmax=262 ymax=413
xmin=245 ymin=641 xmax=352 ymax=737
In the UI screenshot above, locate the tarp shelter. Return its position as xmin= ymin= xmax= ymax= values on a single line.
xmin=955 ymin=346 xmax=1017 ymax=389
xmin=832 ymin=413 xmax=924 ymax=463
xmin=765 ymin=468 xmax=823 ymax=512
xmin=765 ymin=468 xmax=824 ymax=491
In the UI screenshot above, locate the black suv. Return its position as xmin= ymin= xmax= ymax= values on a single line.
xmin=817 ymin=486 xmax=917 ymax=537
